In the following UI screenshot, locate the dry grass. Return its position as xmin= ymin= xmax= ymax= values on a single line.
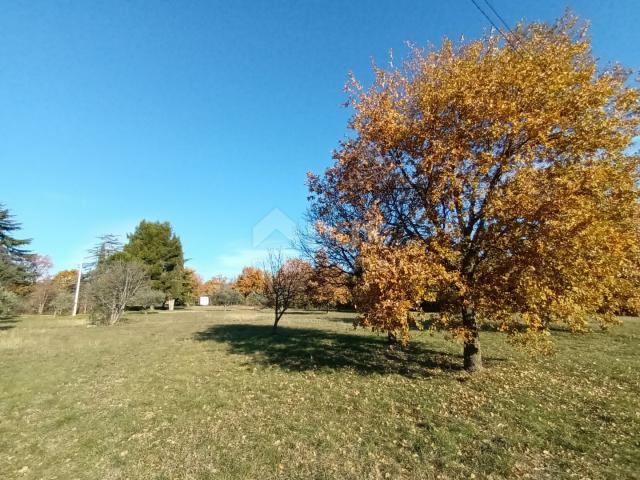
xmin=0 ymin=309 xmax=638 ymax=479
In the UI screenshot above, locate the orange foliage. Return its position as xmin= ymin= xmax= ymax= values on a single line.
xmin=200 ymin=276 xmax=226 ymax=296
xmin=307 ymin=252 xmax=351 ymax=310
xmin=234 ymin=266 xmax=266 ymax=297
xmin=53 ymin=269 xmax=78 ymax=292
xmin=308 ymin=14 xmax=640 ymax=370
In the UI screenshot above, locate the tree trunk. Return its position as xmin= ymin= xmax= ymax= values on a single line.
xmin=272 ymin=298 xmax=281 ymax=334
xmin=272 ymin=313 xmax=281 ymax=334
xmin=166 ymin=298 xmax=175 ymax=311
xmin=462 ymin=306 xmax=482 ymax=372
xmin=110 ymin=305 xmax=123 ymax=325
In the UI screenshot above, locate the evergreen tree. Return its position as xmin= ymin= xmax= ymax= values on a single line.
xmin=0 ymin=204 xmax=32 ymax=316
xmin=87 ymin=234 xmax=123 ymax=271
xmin=0 ymin=204 xmax=31 ymax=259
xmin=123 ymin=221 xmax=186 ymax=303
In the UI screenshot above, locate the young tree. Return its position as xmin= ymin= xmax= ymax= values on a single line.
xmin=89 ymin=260 xmax=150 ymax=325
xmin=263 ymin=251 xmax=310 ymax=333
xmin=245 ymin=291 xmax=268 ymax=308
xmin=307 ymin=14 xmax=640 ymax=371
xmin=131 ymin=286 xmax=165 ymax=312
xmin=21 ymin=256 xmax=53 ymax=314
xmin=27 ymin=279 xmax=57 ymax=314
xmin=210 ymin=284 xmax=244 ymax=310
xmin=234 ymin=266 xmax=266 ymax=297
xmin=123 ymin=221 xmax=185 ymax=309
xmin=51 ymin=291 xmax=74 ymax=316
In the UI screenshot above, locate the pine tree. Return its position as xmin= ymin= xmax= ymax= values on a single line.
xmin=123 ymin=221 xmax=186 ymax=304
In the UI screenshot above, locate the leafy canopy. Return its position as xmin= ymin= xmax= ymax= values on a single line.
xmin=234 ymin=266 xmax=266 ymax=297
xmin=123 ymin=221 xmax=185 ymax=300
xmin=307 ymin=14 xmax=640 ymax=366
xmin=0 ymin=204 xmax=33 ymax=314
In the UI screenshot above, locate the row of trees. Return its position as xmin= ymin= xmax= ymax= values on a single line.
xmin=187 ymin=254 xmax=351 ymax=331
xmin=77 ymin=221 xmax=190 ymax=323
xmin=235 ymin=259 xmax=349 ymax=314
xmin=0 ymin=207 xmax=349 ymax=328
xmin=26 ymin=262 xmax=78 ymax=316
xmin=0 ymin=214 xmax=197 ymax=325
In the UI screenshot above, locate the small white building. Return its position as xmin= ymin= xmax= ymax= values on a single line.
xmin=199 ymin=296 xmax=210 ymax=306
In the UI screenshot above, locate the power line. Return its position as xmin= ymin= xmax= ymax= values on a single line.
xmin=469 ymin=0 xmax=522 ymax=56
xmin=483 ymin=0 xmax=513 ymax=35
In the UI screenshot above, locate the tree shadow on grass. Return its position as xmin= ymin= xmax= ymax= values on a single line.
xmin=0 ymin=317 xmax=19 ymax=331
xmin=323 ymin=315 xmax=357 ymax=325
xmin=194 ymin=324 xmax=470 ymax=378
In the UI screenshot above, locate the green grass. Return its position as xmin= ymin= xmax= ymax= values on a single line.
xmin=0 ymin=309 xmax=638 ymax=479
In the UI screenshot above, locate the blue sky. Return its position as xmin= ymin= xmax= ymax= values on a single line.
xmin=1 ymin=0 xmax=638 ymax=279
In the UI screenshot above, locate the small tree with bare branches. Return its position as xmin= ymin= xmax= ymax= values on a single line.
xmin=89 ymin=260 xmax=149 ymax=325
xmin=263 ymin=251 xmax=310 ymax=333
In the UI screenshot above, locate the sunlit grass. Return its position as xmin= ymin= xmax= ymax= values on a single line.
xmin=0 ymin=309 xmax=638 ymax=479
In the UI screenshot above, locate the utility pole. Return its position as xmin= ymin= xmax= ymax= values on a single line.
xmin=72 ymin=263 xmax=82 ymax=316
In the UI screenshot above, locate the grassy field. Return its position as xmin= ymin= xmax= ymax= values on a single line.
xmin=0 ymin=309 xmax=638 ymax=479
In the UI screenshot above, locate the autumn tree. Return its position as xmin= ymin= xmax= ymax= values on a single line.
xmin=24 ymin=270 xmax=81 ymax=316
xmin=201 ymin=276 xmax=226 ymax=296
xmin=22 ymin=255 xmax=53 ymax=314
xmin=183 ymin=268 xmax=203 ymax=306
xmin=123 ymin=221 xmax=185 ymax=309
xmin=53 ymin=269 xmax=78 ymax=292
xmin=307 ymin=14 xmax=640 ymax=371
xmin=234 ymin=266 xmax=265 ymax=297
xmin=306 ymin=255 xmax=351 ymax=311
xmin=263 ymin=251 xmax=310 ymax=333
xmin=27 ymin=280 xmax=56 ymax=314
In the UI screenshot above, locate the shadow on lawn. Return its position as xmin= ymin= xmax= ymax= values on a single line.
xmin=195 ymin=324 xmax=468 ymax=377
xmin=0 ymin=317 xmax=19 ymax=331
